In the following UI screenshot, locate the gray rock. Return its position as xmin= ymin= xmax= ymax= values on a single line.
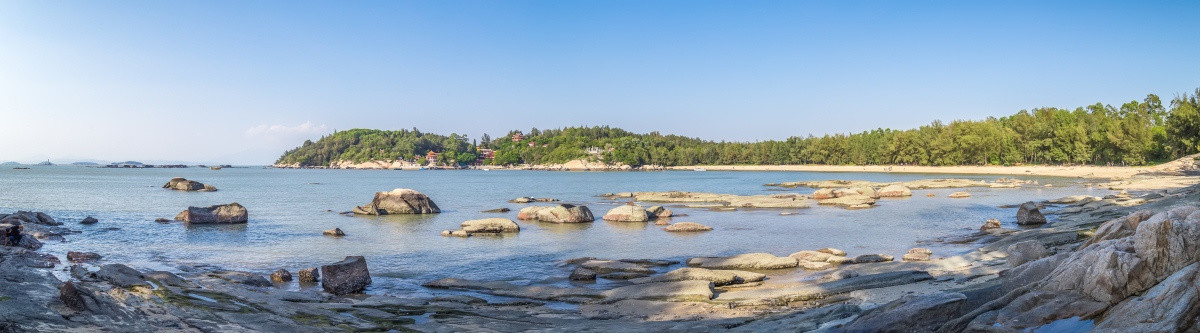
xmin=80 ymin=216 xmax=98 ymax=225
xmin=569 ymin=268 xmax=596 ymax=281
xmin=840 ymin=292 xmax=968 ymax=332
xmin=270 ymin=269 xmax=292 ymax=282
xmin=174 ymin=203 xmax=248 ymax=224
xmin=629 ymin=267 xmax=765 ymax=286
xmin=66 ymin=251 xmax=102 ymax=263
xmin=602 ymin=205 xmax=650 ymax=222
xmin=518 ymin=204 xmax=595 ymax=223
xmin=599 ymin=280 xmax=714 ymax=303
xmin=298 ymin=267 xmax=319 ymax=283
xmin=901 ymin=248 xmax=932 ymax=262
xmin=460 ymin=218 xmax=520 ymax=233
xmin=209 ymin=271 xmax=272 ymax=287
xmin=663 ymin=222 xmax=713 ymax=232
xmin=853 ymin=254 xmax=895 ymax=263
xmin=352 ymin=188 xmax=440 ymax=215
xmin=1093 ymin=262 xmax=1200 ymax=332
xmin=687 ymin=253 xmax=799 ymax=270
xmin=163 ymin=177 xmax=217 ymax=191
xmin=1006 ymin=240 xmax=1049 ymax=268
xmin=580 ymin=260 xmax=654 ymax=274
xmin=1017 ymin=201 xmax=1047 ymax=225
xmin=322 ymin=228 xmax=345 ymax=237
xmin=321 ymin=256 xmax=371 ymax=295
xmin=59 ymin=281 xmax=87 ymax=311
xmin=95 ymin=263 xmax=149 ymax=288
xmin=482 ymin=208 xmax=511 ymax=213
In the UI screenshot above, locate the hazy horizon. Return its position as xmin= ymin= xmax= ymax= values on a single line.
xmin=3 ymin=1 xmax=1198 ymax=165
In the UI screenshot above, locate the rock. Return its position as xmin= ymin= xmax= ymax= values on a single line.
xmin=663 ymin=222 xmax=712 ymax=232
xmin=580 ymin=260 xmax=654 ymax=274
xmin=817 ymin=270 xmax=860 ymax=283
xmin=80 ymin=216 xmax=98 ymax=225
xmin=980 ymin=218 xmax=1002 ymax=231
xmin=66 ymin=251 xmax=102 ymax=263
xmin=1081 ymin=210 xmax=1154 ymax=249
xmin=629 ymin=267 xmax=765 ymax=286
xmin=926 ymin=193 xmax=936 ymax=197
xmin=599 ymin=272 xmax=648 ymax=280
xmin=352 ymin=188 xmax=440 ymax=215
xmin=482 ymin=208 xmax=510 ymax=213
xmin=0 ymin=211 xmax=60 ymax=226
xmin=818 ymin=194 xmax=876 ymax=208
xmin=508 ymin=197 xmax=558 ymax=203
xmin=878 ymin=184 xmax=913 ymax=197
xmin=654 ymin=219 xmax=670 ymax=226
xmin=173 ymin=202 xmax=248 ymax=224
xmin=1093 ymin=262 xmax=1200 ymax=332
xmin=162 ymin=177 xmax=216 ymax=191
xmin=789 ymin=250 xmax=831 ymax=262
xmin=209 ymin=271 xmax=272 ymax=287
xmin=95 ymin=263 xmax=149 ymax=288
xmin=798 ymin=261 xmax=833 ymax=270
xmin=902 ymin=248 xmax=932 ymax=262
xmin=460 ymin=218 xmax=520 ymax=233
xmin=817 ymin=248 xmax=847 ymax=256
xmin=154 ymin=218 xmax=170 ymax=223
xmin=603 ymin=205 xmax=650 ymax=222
xmin=321 ymin=256 xmax=372 ymax=295
xmin=948 ymin=192 xmax=971 ymax=198
xmin=1006 ymin=240 xmax=1049 ymax=268
xmin=298 ymin=268 xmax=319 ymax=283
xmin=646 ymin=205 xmax=673 ymax=217
xmin=60 ymin=281 xmax=87 ymax=311
xmin=826 ymin=256 xmax=855 ymax=265
xmin=813 ymin=188 xmax=836 ymax=199
xmin=1048 ymin=195 xmax=1102 ymax=204
xmin=270 ymin=269 xmax=292 ymax=282
xmin=570 ymin=268 xmax=597 ymax=281
xmin=853 ymin=254 xmax=894 ymax=263
xmin=439 ymin=230 xmax=471 ymax=237
xmin=687 ymin=253 xmax=799 ymax=270
xmin=600 ymin=280 xmax=714 ymax=303
xmin=841 ymin=292 xmax=968 ymax=332
xmin=1017 ymin=201 xmax=1047 ymax=225
xmin=323 ymin=228 xmax=345 ymax=237
xmin=856 ymin=186 xmax=880 ymax=199
xmin=518 ymin=204 xmax=595 ymax=223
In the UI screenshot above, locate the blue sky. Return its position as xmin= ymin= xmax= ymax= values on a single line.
xmin=2 ymin=1 xmax=1198 ymax=164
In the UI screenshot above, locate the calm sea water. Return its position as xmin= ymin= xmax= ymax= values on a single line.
xmin=0 ymin=166 xmax=1109 ymax=297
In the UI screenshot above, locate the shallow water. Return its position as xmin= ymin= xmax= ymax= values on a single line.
xmin=0 ymin=166 xmax=1110 ymax=297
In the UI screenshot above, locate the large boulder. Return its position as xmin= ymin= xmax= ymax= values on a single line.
xmin=162 ymin=177 xmax=217 ymax=192
xmin=517 ymin=204 xmax=594 ymax=223
xmin=602 ymin=205 xmax=650 ymax=222
xmin=352 ymin=189 xmax=440 ymax=215
xmin=1016 ymin=201 xmax=1047 ymax=225
xmin=1006 ymin=240 xmax=1049 ymax=268
xmin=174 ymin=203 xmax=248 ymax=224
xmin=877 ymin=184 xmax=913 ymax=197
xmin=459 ymin=218 xmax=520 ymax=234
xmin=687 ymin=253 xmax=799 ymax=270
xmin=1093 ymin=262 xmax=1200 ymax=332
xmin=646 ymin=206 xmax=673 ymax=218
xmin=321 ymin=256 xmax=372 ymax=295
xmin=0 ymin=211 xmax=60 ymax=226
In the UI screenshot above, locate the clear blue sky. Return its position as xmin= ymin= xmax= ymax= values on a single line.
xmin=2 ymin=1 xmax=1197 ymax=164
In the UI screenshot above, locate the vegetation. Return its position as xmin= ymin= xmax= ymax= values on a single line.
xmin=277 ymin=89 xmax=1200 ymax=167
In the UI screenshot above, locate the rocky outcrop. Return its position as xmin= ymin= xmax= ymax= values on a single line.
xmin=1016 ymin=201 xmax=1047 ymax=225
xmin=162 ymin=177 xmax=217 ymax=191
xmin=948 ymin=191 xmax=971 ymax=198
xmin=901 ymin=248 xmax=932 ymax=262
xmin=687 ymin=253 xmax=798 ymax=270
xmin=878 ymin=184 xmax=913 ymax=197
xmin=516 ymin=204 xmax=595 ymax=223
xmin=80 ymin=216 xmax=98 ymax=225
xmin=270 ymin=269 xmax=292 ymax=282
xmin=663 ymin=222 xmax=712 ymax=232
xmin=1006 ymin=240 xmax=1049 ymax=268
xmin=602 ymin=205 xmax=650 ymax=222
xmin=352 ymin=188 xmax=440 ymax=215
xmin=602 ymin=191 xmax=810 ymax=209
xmin=646 ymin=206 xmax=673 ymax=218
xmin=321 ymin=256 xmax=372 ymax=295
xmin=323 ymin=228 xmax=345 ymax=237
xmin=628 ymin=267 xmax=765 ymax=286
xmin=0 ymin=211 xmax=60 ymax=226
xmin=841 ymin=292 xmax=968 ymax=332
xmin=174 ymin=203 xmax=248 ymax=223
xmin=95 ymin=263 xmax=149 ymax=288
xmin=67 ymin=251 xmax=101 ymax=263
xmin=599 ymin=280 xmax=714 ymax=303
xmin=298 ymin=267 xmax=319 ymax=283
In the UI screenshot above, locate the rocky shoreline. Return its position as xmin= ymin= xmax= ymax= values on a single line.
xmin=3 ymin=178 xmax=1200 ymax=331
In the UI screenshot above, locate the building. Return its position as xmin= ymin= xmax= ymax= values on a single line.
xmin=511 ymin=132 xmax=524 ymax=142
xmin=425 ymin=151 xmax=439 ymax=165
xmin=477 ymin=149 xmax=495 ymax=159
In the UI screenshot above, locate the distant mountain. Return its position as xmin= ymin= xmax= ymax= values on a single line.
xmin=111 ymin=161 xmax=144 ymax=165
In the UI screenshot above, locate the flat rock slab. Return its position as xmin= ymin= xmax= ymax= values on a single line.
xmin=716 ymin=270 xmax=934 ymax=305
xmin=629 ymin=267 xmax=765 ymax=286
xmin=688 ymin=253 xmax=799 ymax=270
xmin=423 ymin=278 xmax=603 ymax=302
xmin=600 ymin=280 xmax=714 ymax=303
xmin=580 ymin=260 xmax=655 ymax=274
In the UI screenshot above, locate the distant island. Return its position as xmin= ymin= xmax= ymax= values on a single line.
xmin=71 ymin=162 xmax=99 ymax=166
xmin=276 ymin=89 xmax=1200 ymax=169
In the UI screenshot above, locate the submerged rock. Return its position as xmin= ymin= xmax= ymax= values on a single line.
xmin=80 ymin=216 xmax=98 ymax=225
xmin=580 ymin=260 xmax=654 ymax=274
xmin=352 ymin=188 xmax=440 ymax=215
xmin=481 ymin=208 xmax=510 ymax=213
xmin=1017 ymin=201 xmax=1048 ymax=225
xmin=321 ymin=256 xmax=372 ymax=295
xmin=569 ymin=268 xmax=597 ymax=281
xmin=174 ymin=203 xmax=248 ymax=224
xmin=163 ymin=177 xmax=217 ymax=192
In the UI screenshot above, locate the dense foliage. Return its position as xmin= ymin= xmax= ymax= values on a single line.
xmin=277 ymin=89 xmax=1200 ymax=167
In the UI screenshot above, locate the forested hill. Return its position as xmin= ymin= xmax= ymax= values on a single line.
xmin=276 ymin=89 xmax=1200 ymax=167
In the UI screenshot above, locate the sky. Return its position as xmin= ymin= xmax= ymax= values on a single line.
xmin=1 ymin=1 xmax=1198 ymax=165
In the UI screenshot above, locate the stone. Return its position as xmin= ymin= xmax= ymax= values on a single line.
xmin=518 ymin=204 xmax=595 ymax=223
xmin=818 ymin=194 xmax=876 ymax=208
xmin=1093 ymin=263 xmax=1200 ymax=332
xmin=628 ymin=267 xmax=765 ymax=286
xmin=948 ymin=192 xmax=971 ymax=198
xmin=460 ymin=218 xmax=520 ymax=233
xmin=440 ymin=230 xmax=470 ymax=237
xmin=580 ymin=260 xmax=654 ymax=274
xmin=603 ymin=205 xmax=650 ymax=222
xmin=162 ymin=177 xmax=216 ymax=191
xmin=817 ymin=270 xmax=860 ymax=283
xmin=154 ymin=218 xmax=170 ymax=223
xmin=789 ymin=250 xmax=832 ymax=262
xmin=482 ymin=208 xmax=510 ymax=213
xmin=817 ymin=248 xmax=847 ymax=256
xmin=826 ymin=256 xmax=855 ymax=265
xmin=878 ymin=184 xmax=913 ymax=197
xmin=841 ymin=292 xmax=968 ymax=332
xmin=646 ymin=205 xmax=673 ymax=217
xmin=570 ymin=268 xmax=597 ymax=281
xmin=980 ymin=218 xmax=1002 ymax=231
xmin=209 ymin=271 xmax=272 ymax=287
xmin=66 ymin=251 xmax=102 ymax=263
xmin=599 ymin=272 xmax=648 ymax=280
xmin=813 ymin=188 xmax=836 ymax=199
xmin=60 ymin=281 xmax=87 ymax=311
xmin=352 ymin=188 xmax=440 ymax=215
xmin=95 ymin=263 xmax=149 ymax=288
xmin=663 ymin=222 xmax=712 ymax=232
xmin=799 ymin=261 xmax=833 ymax=270
xmin=1082 ymin=210 xmax=1154 ymax=249
xmin=600 ymin=280 xmax=714 ymax=303
xmin=323 ymin=228 xmax=345 ymax=237
xmin=270 ymin=269 xmax=292 ymax=282
xmin=1007 ymin=240 xmax=1049 ymax=268
xmin=173 ymin=203 xmax=248 ymax=224
xmin=298 ymin=268 xmax=319 ymax=283
xmin=80 ymin=216 xmax=98 ymax=225
xmin=1017 ymin=201 xmax=1048 ymax=225
xmin=902 ymin=248 xmax=932 ymax=262
xmin=853 ymin=254 xmax=894 ymax=263
xmin=687 ymin=253 xmax=799 ymax=270
xmin=321 ymin=256 xmax=372 ymax=295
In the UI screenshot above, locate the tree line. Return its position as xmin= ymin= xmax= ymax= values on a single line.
xmin=276 ymin=89 xmax=1200 ymax=167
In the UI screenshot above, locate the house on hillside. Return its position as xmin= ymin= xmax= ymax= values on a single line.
xmin=511 ymin=132 xmax=524 ymax=142
xmin=425 ymin=151 xmax=439 ymax=165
